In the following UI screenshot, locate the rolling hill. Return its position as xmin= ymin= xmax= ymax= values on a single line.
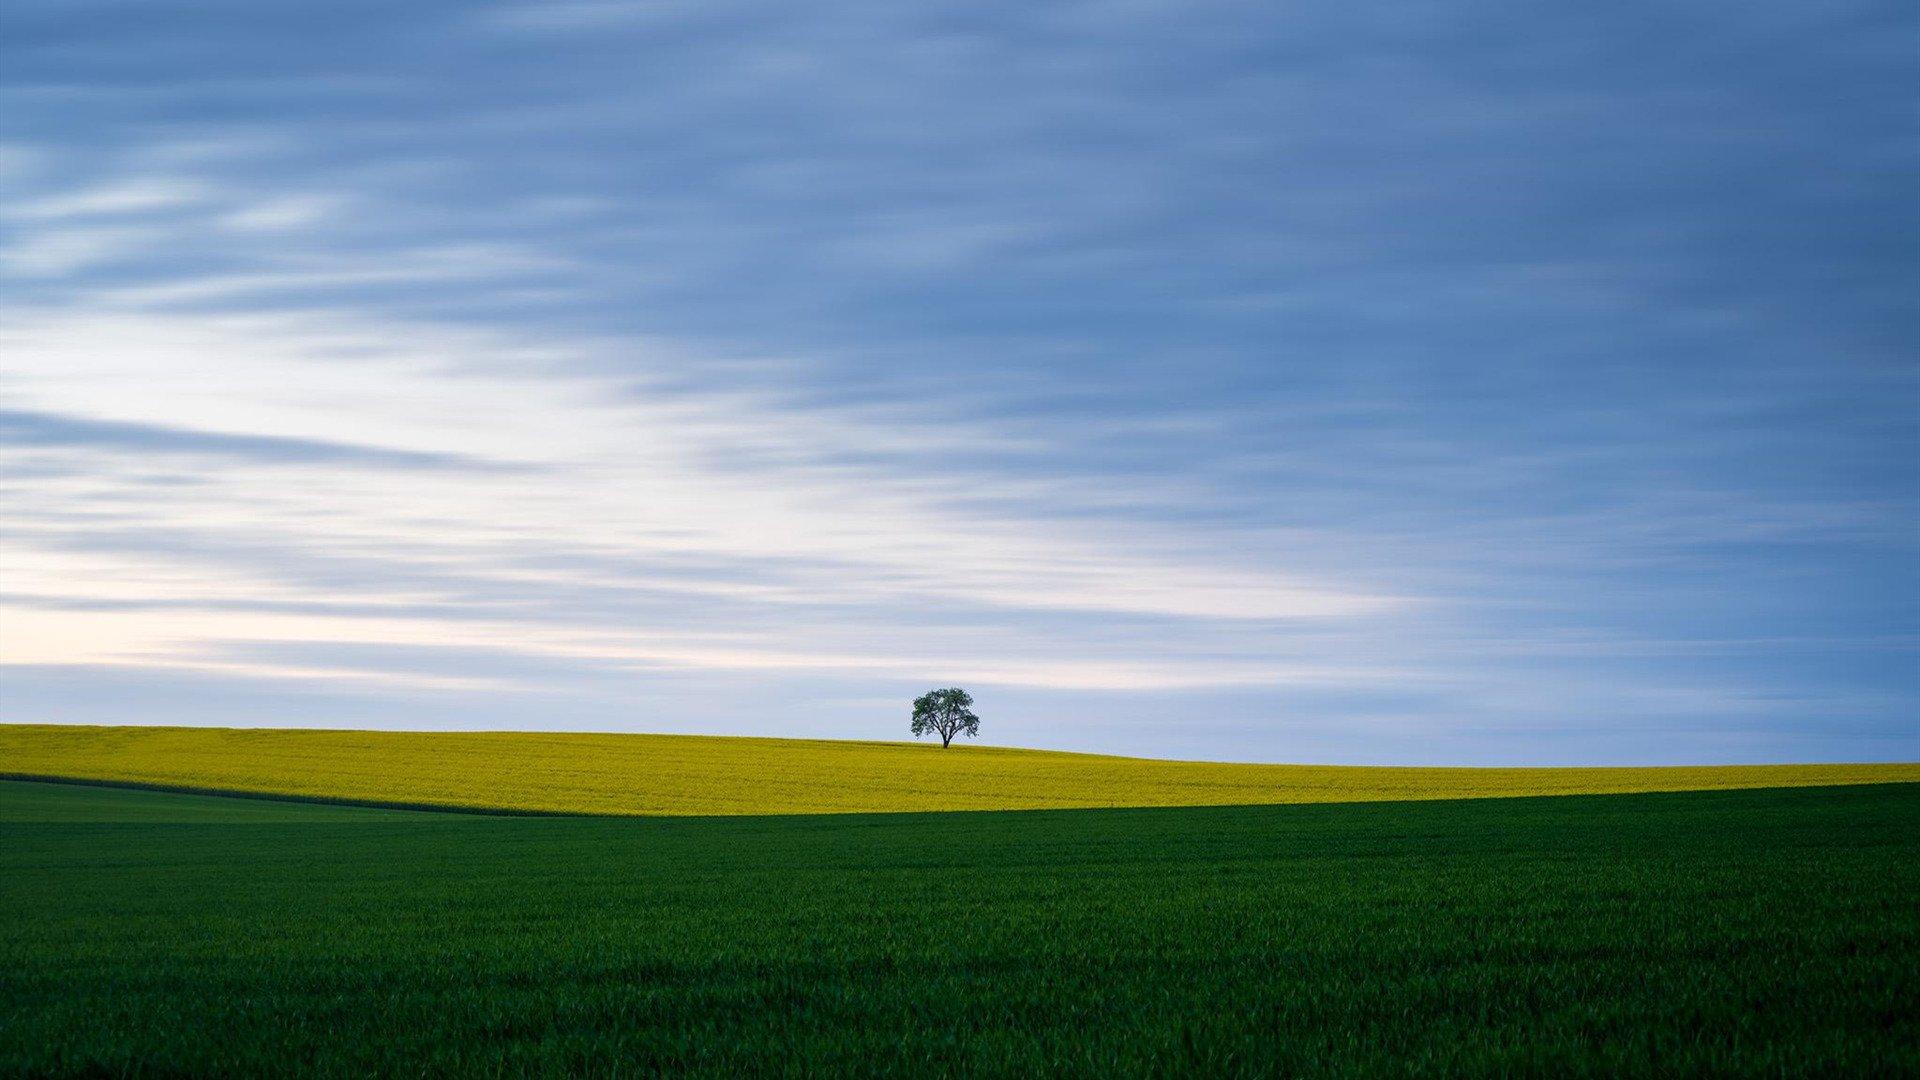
xmin=3 ymin=723 xmax=1914 ymax=815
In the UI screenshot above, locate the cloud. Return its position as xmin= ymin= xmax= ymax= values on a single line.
xmin=218 ymin=192 xmax=345 ymax=232
xmin=0 ymin=268 xmax=1404 ymax=704
xmin=8 ymin=178 xmax=211 ymax=220
xmin=0 ymin=224 xmax=162 ymax=277
xmin=0 ymin=408 xmax=511 ymax=470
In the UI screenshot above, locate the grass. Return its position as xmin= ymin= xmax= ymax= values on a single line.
xmin=4 ymin=723 xmax=1915 ymax=815
xmin=2 ymin=778 xmax=1915 ymax=1075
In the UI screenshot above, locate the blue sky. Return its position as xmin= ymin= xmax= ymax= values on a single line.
xmin=0 ymin=0 xmax=1913 ymax=763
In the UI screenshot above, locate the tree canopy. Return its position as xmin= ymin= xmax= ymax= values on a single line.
xmin=910 ymin=688 xmax=979 ymax=748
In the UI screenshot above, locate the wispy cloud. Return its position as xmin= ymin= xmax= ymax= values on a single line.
xmin=0 ymin=185 xmax=1404 ymax=702
xmin=0 ymin=408 xmax=511 ymax=470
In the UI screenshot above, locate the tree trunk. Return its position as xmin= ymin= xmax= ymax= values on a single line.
xmin=941 ymin=731 xmax=952 ymax=748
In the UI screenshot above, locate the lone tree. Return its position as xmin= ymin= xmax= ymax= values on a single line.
xmin=910 ymin=687 xmax=979 ymax=748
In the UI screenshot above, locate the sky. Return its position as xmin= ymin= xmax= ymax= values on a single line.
xmin=0 ymin=0 xmax=1914 ymax=764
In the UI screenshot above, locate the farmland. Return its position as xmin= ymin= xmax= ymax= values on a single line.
xmin=3 ymin=778 xmax=1916 ymax=1075
xmin=4 ymin=724 xmax=1915 ymax=815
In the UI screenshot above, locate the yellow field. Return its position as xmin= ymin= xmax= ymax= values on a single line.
xmin=2 ymin=724 xmax=1915 ymax=816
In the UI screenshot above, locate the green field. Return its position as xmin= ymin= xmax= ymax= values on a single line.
xmin=3 ymin=778 xmax=1915 ymax=1076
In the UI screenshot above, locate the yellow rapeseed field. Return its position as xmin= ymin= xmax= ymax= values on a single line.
xmin=3 ymin=724 xmax=1915 ymax=815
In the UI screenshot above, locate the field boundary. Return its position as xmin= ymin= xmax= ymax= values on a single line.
xmin=0 ymin=772 xmax=577 ymax=818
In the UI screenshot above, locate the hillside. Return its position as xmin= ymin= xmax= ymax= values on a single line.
xmin=2 ymin=724 xmax=1914 ymax=815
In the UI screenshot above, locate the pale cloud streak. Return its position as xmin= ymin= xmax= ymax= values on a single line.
xmin=0 ymin=153 xmax=1401 ymax=697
